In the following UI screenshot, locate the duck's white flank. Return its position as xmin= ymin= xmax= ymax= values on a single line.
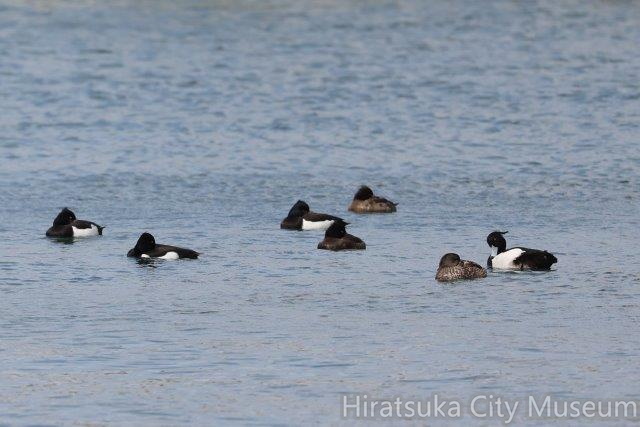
xmin=158 ymin=251 xmax=179 ymax=260
xmin=140 ymin=252 xmax=179 ymax=260
xmin=301 ymin=219 xmax=334 ymax=230
xmin=72 ymin=224 xmax=99 ymax=237
xmin=491 ymin=248 xmax=524 ymax=269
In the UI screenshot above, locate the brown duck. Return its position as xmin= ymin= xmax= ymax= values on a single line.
xmin=317 ymin=220 xmax=366 ymax=251
xmin=435 ymin=253 xmax=487 ymax=282
xmin=348 ymin=185 xmax=397 ymax=213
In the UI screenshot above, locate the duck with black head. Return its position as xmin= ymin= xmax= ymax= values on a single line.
xmin=317 ymin=220 xmax=366 ymax=251
xmin=127 ymin=232 xmax=199 ymax=259
xmin=348 ymin=185 xmax=397 ymax=213
xmin=280 ymin=200 xmax=344 ymax=231
xmin=436 ymin=253 xmax=487 ymax=282
xmin=486 ymin=231 xmax=557 ymax=270
xmin=46 ymin=207 xmax=105 ymax=238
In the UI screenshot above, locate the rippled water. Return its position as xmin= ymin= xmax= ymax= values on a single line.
xmin=1 ymin=0 xmax=639 ymax=425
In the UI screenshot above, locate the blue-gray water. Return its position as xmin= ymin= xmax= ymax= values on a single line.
xmin=1 ymin=0 xmax=639 ymax=425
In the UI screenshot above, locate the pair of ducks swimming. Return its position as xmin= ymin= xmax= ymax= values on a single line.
xmin=45 ymin=185 xmax=558 ymax=280
xmin=436 ymin=231 xmax=558 ymax=282
xmin=45 ymin=208 xmax=199 ymax=259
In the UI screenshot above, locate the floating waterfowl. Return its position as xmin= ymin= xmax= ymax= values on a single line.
xmin=348 ymin=185 xmax=397 ymax=213
xmin=487 ymin=231 xmax=557 ymax=270
xmin=45 ymin=207 xmax=104 ymax=238
xmin=436 ymin=253 xmax=487 ymax=282
xmin=317 ymin=220 xmax=366 ymax=251
xmin=127 ymin=232 xmax=199 ymax=259
xmin=280 ymin=200 xmax=344 ymax=231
